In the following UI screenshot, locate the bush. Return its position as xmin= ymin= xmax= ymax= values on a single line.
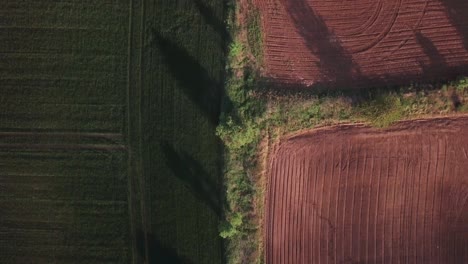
xmin=455 ymin=76 xmax=468 ymax=91
xmin=357 ymin=93 xmax=404 ymax=127
xmin=229 ymin=42 xmax=244 ymax=58
xmin=219 ymin=212 xmax=243 ymax=238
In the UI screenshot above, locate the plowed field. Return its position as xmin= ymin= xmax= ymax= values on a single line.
xmin=266 ymin=116 xmax=468 ymax=263
xmin=255 ymin=0 xmax=468 ymax=87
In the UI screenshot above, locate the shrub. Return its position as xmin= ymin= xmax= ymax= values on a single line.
xmin=219 ymin=212 xmax=243 ymax=238
xmin=357 ymin=93 xmax=404 ymax=127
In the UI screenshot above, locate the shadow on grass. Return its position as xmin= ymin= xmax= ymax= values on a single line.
xmin=193 ymin=0 xmax=230 ymax=42
xmin=149 ymin=30 xmax=223 ymax=125
xmin=136 ymin=229 xmax=193 ymax=264
xmin=160 ymin=141 xmax=222 ymax=217
xmin=141 ymin=17 xmax=227 ymax=263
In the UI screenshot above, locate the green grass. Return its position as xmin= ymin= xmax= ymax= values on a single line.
xmin=1 ymin=0 xmax=226 ymax=263
xmin=246 ymin=4 xmax=263 ymax=63
xmin=229 ymin=41 xmax=244 ymax=58
xmin=454 ymin=76 xmax=468 ymax=91
xmin=130 ymin=0 xmax=226 ymax=263
xmin=356 ymin=93 xmax=404 ymax=127
xmin=266 ymin=85 xmax=468 ymax=132
xmin=0 ymin=1 xmax=131 ymax=263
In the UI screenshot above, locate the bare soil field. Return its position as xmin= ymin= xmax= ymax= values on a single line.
xmin=254 ymin=0 xmax=468 ymax=88
xmin=265 ymin=116 xmax=468 ymax=263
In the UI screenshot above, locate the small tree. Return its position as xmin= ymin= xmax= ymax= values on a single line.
xmin=219 ymin=212 xmax=243 ymax=239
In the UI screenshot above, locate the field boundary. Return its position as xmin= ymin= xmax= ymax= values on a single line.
xmin=126 ymin=0 xmax=145 ymax=263
xmin=283 ymin=113 xmax=468 ymax=141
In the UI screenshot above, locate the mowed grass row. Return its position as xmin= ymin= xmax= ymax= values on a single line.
xmin=0 ymin=0 xmax=131 ymax=263
xmin=127 ymin=0 xmax=226 ymax=263
xmin=0 ymin=150 xmax=130 ymax=263
xmin=0 ymin=0 xmax=226 ymax=262
xmin=0 ymin=0 xmax=128 ymax=133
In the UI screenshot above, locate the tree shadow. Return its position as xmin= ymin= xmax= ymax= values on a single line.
xmin=259 ymin=13 xmax=467 ymax=97
xmin=450 ymin=91 xmax=462 ymax=109
xmin=439 ymin=0 xmax=468 ymax=51
xmin=280 ymin=0 xmax=361 ymax=86
xmin=414 ymin=29 xmax=467 ymax=111
xmin=272 ymin=0 xmax=468 ymax=91
xmin=135 ymin=229 xmax=193 ymax=264
xmin=256 ymin=68 xmax=464 ymax=107
xmin=414 ymin=31 xmax=448 ymax=76
xmin=160 ymin=141 xmax=222 ymax=217
xmin=149 ymin=30 xmax=222 ymax=125
xmin=193 ymin=0 xmax=230 ymax=42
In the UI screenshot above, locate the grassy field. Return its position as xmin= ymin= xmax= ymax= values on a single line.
xmin=1 ymin=0 xmax=225 ymax=263
xmin=130 ymin=0 xmax=226 ymax=263
xmin=0 ymin=1 xmax=131 ymax=263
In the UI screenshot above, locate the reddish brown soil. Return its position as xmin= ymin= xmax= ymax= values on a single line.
xmin=265 ymin=116 xmax=468 ymax=263
xmin=254 ymin=0 xmax=468 ymax=88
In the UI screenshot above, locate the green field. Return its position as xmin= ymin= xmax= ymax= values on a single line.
xmin=1 ymin=0 xmax=225 ymax=263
